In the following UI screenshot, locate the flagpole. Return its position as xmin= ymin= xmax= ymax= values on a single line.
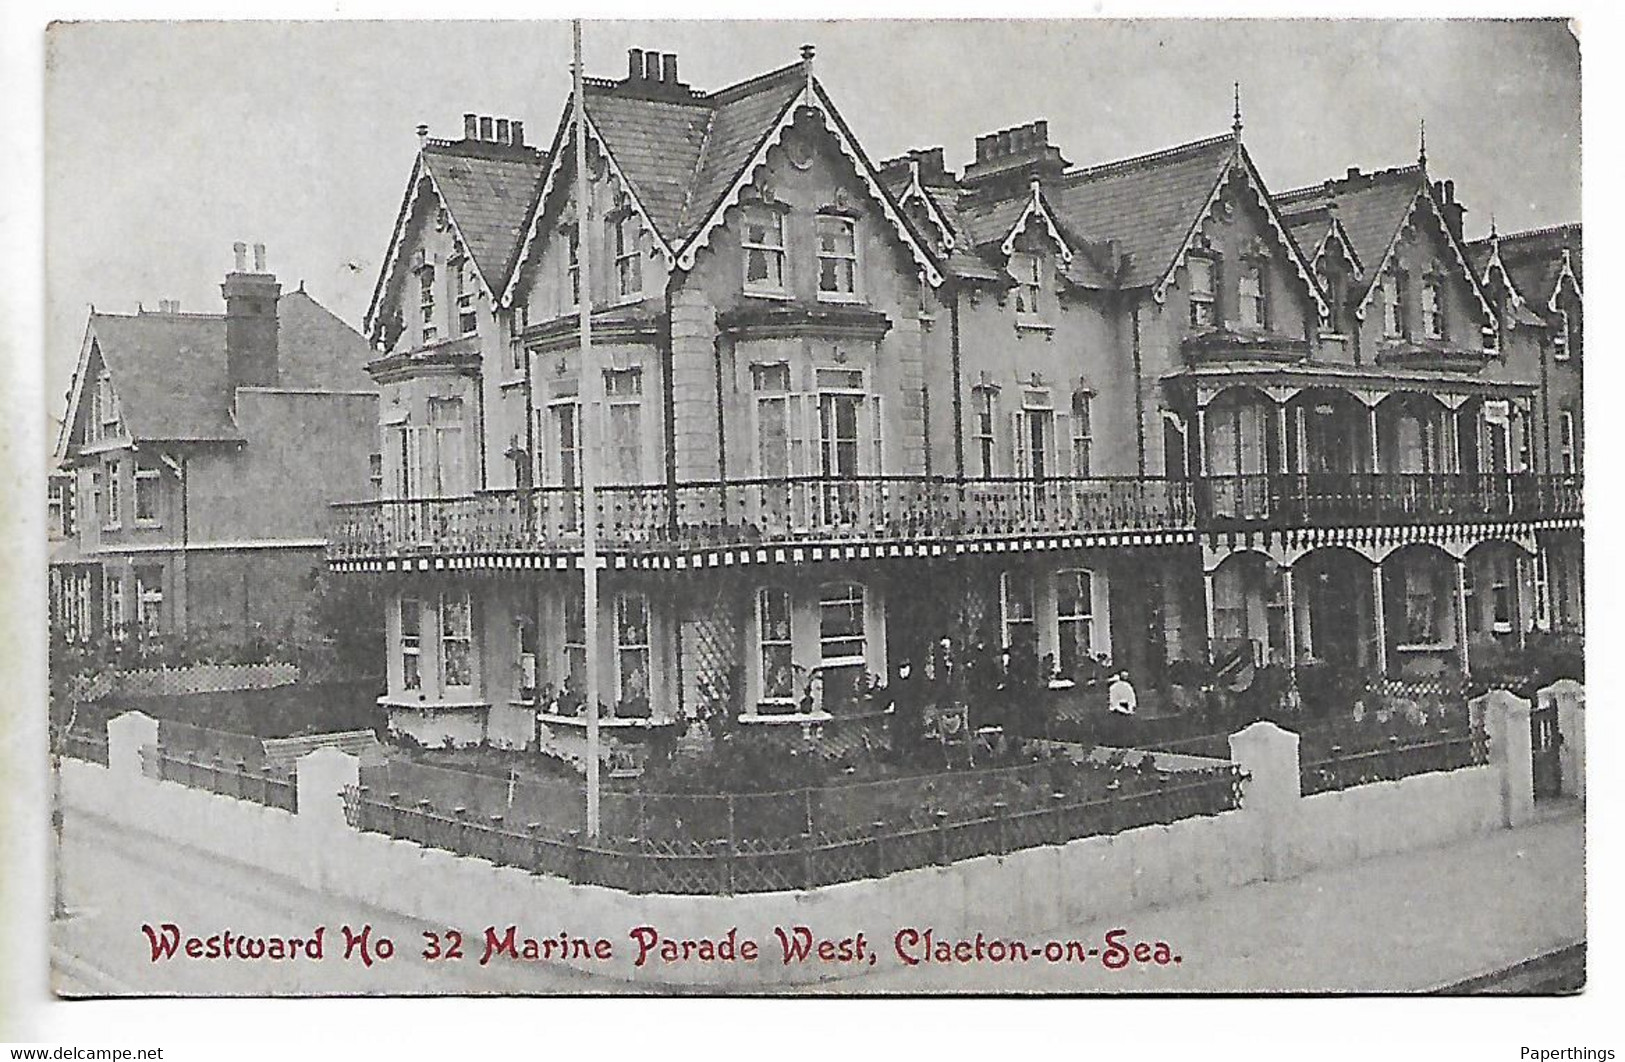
xmin=573 ymin=18 xmax=602 ymax=838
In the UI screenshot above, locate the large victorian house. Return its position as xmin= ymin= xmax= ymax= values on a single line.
xmin=328 ymin=47 xmax=1582 ymax=753
xmin=52 ymin=247 xmax=378 ymax=644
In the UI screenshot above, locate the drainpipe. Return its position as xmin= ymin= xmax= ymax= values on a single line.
xmin=663 ymin=284 xmax=679 ymax=536
xmin=1132 ymin=299 xmax=1146 ymax=476
xmin=949 ymin=284 xmax=964 ymax=481
xmin=179 ymin=453 xmax=189 ymax=633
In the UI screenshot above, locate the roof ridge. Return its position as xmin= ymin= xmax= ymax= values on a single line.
xmin=94 ymin=309 xmax=223 ymax=321
xmin=703 ymin=61 xmax=804 ymax=105
xmin=1488 ymin=221 xmax=1582 ymax=245
xmin=676 ymin=105 xmax=722 ymax=233
xmin=1276 ymin=163 xmax=1425 ymax=202
xmin=1063 ymin=131 xmax=1235 ymax=185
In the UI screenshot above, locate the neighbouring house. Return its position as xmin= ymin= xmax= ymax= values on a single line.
xmin=325 ymin=45 xmax=1582 ymax=752
xmin=51 ymin=244 xmax=380 ymax=646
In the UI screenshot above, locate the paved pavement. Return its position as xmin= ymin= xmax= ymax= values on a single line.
xmin=54 ymin=801 xmax=1584 ymax=996
xmin=821 ymin=801 xmax=1586 ymax=994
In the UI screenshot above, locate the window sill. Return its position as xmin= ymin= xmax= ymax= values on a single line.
xmin=1014 ymin=316 xmax=1054 ymax=333
xmin=1393 ymin=642 xmax=1455 ymax=654
xmin=499 ymin=377 xmax=527 ymax=390
xmin=738 ymin=710 xmax=835 ymax=725
xmin=378 ymin=696 xmax=490 ymax=711
xmin=536 ymin=712 xmax=675 ymax=729
xmin=743 ymin=288 xmax=793 ymax=301
xmin=134 ymin=519 xmax=161 ymax=529
xmin=816 ymin=293 xmax=865 ymax=306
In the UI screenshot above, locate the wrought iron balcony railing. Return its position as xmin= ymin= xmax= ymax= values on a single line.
xmin=326 ymin=472 xmax=1580 ymax=562
xmin=1193 ymin=472 xmax=1583 ymax=531
xmin=326 ymin=476 xmax=1195 ymax=561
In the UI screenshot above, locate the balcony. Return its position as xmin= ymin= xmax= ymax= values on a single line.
xmin=1193 ymin=473 xmax=1583 ymax=532
xmin=326 ymin=476 xmax=1195 ymax=563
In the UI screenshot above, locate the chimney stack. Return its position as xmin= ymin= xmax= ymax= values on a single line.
xmin=510 ymin=120 xmax=524 ymax=146
xmin=222 ymin=241 xmax=281 ymax=391
xmin=495 ymin=118 xmax=510 ymax=143
xmin=629 ymin=48 xmax=644 ymax=80
xmin=662 ymin=53 xmax=678 ymax=84
xmin=464 ymin=113 xmax=478 ymax=139
xmin=963 ymin=119 xmax=1069 ymax=194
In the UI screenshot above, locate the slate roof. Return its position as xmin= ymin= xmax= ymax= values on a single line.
xmin=85 ymin=291 xmax=373 ymax=444
xmin=1467 ymin=223 xmax=1582 ymax=320
xmin=1278 ymin=166 xmax=1425 ymax=299
xmin=421 ymin=140 xmax=548 ymax=293
xmin=1050 ymin=134 xmax=1239 ymax=291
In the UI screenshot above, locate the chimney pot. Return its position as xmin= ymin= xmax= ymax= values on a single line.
xmin=644 ymin=50 xmax=660 ymax=81
xmin=800 ymin=44 xmax=816 ymax=63
xmin=415 ymin=123 xmax=429 ymax=146
xmin=479 ymin=116 xmax=494 ymax=140
xmin=1444 ymin=179 xmax=1456 ymax=203
xmin=629 ymin=48 xmax=644 ymax=80
xmin=233 ymin=242 xmax=247 ymax=272
xmin=496 ymin=118 xmax=510 ymax=142
xmin=1346 ymin=166 xmax=1361 ymax=180
xmin=464 ymin=113 xmax=478 ymax=139
xmin=253 ymin=243 xmax=266 ymax=273
xmin=975 ymin=134 xmax=993 ymax=162
xmin=510 ymin=120 xmax=524 ymax=146
xmin=1034 ymin=120 xmax=1048 ymax=144
xmin=661 ymin=53 xmax=677 ymax=84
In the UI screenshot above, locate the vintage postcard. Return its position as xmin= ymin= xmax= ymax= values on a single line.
xmin=31 ymin=15 xmax=1586 ymax=1017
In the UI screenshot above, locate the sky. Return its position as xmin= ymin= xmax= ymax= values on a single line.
xmin=42 ymin=18 xmax=1580 ymax=418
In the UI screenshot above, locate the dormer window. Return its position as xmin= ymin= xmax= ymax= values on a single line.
xmin=1421 ymin=275 xmax=1444 ymax=339
xmin=1239 ymin=261 xmax=1267 ymax=329
xmin=1382 ymin=270 xmax=1408 ymax=339
xmin=1011 ymin=252 xmax=1042 ymax=318
xmin=816 ymin=214 xmax=859 ymax=301
xmin=1188 ymin=256 xmax=1216 ymax=328
xmin=612 ymin=214 xmax=643 ymax=301
xmin=742 ymin=203 xmax=787 ymax=296
xmin=1554 ymin=310 xmax=1573 ymax=361
xmin=418 ymin=264 xmax=437 ymax=343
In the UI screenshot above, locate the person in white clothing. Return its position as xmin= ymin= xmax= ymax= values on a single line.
xmin=1108 ymin=672 xmax=1137 ymax=716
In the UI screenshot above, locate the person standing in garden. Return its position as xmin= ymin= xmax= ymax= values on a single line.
xmin=1108 ymin=671 xmax=1138 ymax=746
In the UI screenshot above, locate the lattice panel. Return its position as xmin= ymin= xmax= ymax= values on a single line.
xmin=677 ymin=577 xmax=742 ymax=725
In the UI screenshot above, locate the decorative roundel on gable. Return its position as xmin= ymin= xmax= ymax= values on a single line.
xmin=783 ymin=130 xmax=816 ymax=171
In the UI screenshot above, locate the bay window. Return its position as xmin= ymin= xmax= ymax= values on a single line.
xmin=440 ymin=592 xmax=473 ymax=689
xmin=819 ymin=582 xmax=866 ymax=665
xmin=1000 ymin=570 xmax=1037 ymax=651
xmin=614 ymin=592 xmax=651 ymax=713
xmin=1071 ymin=391 xmax=1093 ymax=476
xmin=973 ymin=386 xmax=998 ymax=477
xmin=1055 ymin=569 xmax=1095 ymax=675
xmin=400 ymin=597 xmax=423 ymax=690
xmin=562 ymin=591 xmax=586 ymax=693
xmin=605 ymin=369 xmax=644 ymax=484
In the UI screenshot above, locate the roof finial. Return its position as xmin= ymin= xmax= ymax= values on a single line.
xmin=1490 ymin=213 xmax=1498 ymax=240
xmin=1232 ymin=81 xmax=1243 ymax=138
xmin=1418 ymin=118 xmax=1427 ymax=169
xmin=801 ymin=43 xmax=816 ymax=99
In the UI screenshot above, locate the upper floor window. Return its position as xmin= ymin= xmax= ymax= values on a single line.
xmin=1071 ymin=391 xmax=1093 ymax=476
xmin=1421 ymin=276 xmax=1444 ymax=339
xmin=612 ymin=214 xmax=643 ymax=300
xmin=134 ymin=467 xmax=160 ymax=525
xmin=563 ymin=224 xmax=581 ymax=309
xmin=1239 ymin=261 xmax=1267 ymax=329
xmin=49 ymin=478 xmax=75 ymax=537
xmin=816 ymin=214 xmax=858 ymax=300
xmin=418 ymin=265 xmax=438 ymax=342
xmin=1554 ymin=311 xmax=1573 ymax=362
xmin=1559 ymin=410 xmax=1577 ymax=473
xmin=425 ymin=397 xmax=468 ymax=496
xmin=93 ymin=370 xmax=121 ymax=441
xmin=819 ymin=582 xmax=866 ymax=665
xmin=605 ymin=368 xmax=644 ymax=484
xmin=1382 ymin=270 xmax=1408 ymax=338
xmin=104 ymin=575 xmax=124 ymax=639
xmin=1011 ymin=252 xmax=1042 ymax=318
xmin=973 ymin=386 xmax=998 ymax=477
xmin=742 ymin=204 xmax=787 ymax=295
xmin=1187 ymin=256 xmax=1216 ymax=328
xmin=103 ymin=459 xmax=121 ymax=529
xmin=456 ymin=259 xmax=478 ymax=336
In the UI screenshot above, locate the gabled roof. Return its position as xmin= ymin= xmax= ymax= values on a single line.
xmin=1278 ymin=164 xmax=1493 ymax=325
xmin=59 ymin=291 xmax=373 ymax=453
xmin=365 ymin=137 xmax=546 ymax=338
xmin=1052 ymin=133 xmax=1239 ymax=292
xmin=504 ymin=60 xmax=940 ymax=303
xmin=1467 ymin=223 xmax=1581 ymax=325
xmin=1285 ymin=207 xmax=1363 ymax=277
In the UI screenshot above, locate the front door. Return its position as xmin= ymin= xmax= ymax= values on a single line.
xmin=1531 ymin=705 xmax=1562 ymax=801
